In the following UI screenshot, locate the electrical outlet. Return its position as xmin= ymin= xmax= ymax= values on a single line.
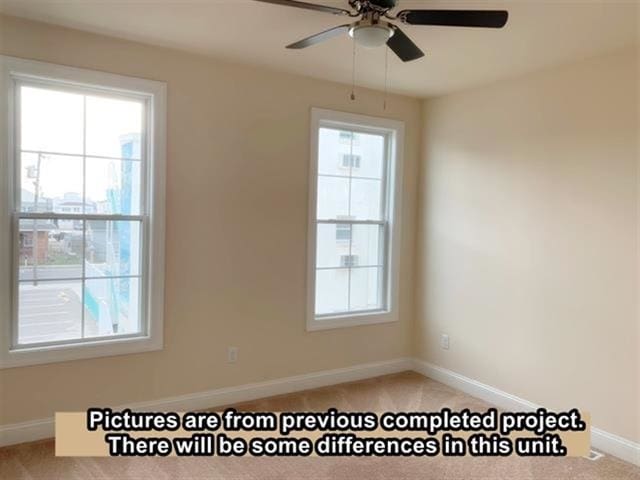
xmin=440 ymin=334 xmax=450 ymax=350
xmin=227 ymin=346 xmax=238 ymax=363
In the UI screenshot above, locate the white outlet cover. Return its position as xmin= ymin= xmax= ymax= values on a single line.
xmin=440 ymin=334 xmax=450 ymax=350
xmin=227 ymin=347 xmax=238 ymax=363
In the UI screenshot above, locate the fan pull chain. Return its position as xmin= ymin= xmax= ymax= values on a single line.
xmin=350 ymin=37 xmax=356 ymax=101
xmin=383 ymin=46 xmax=389 ymax=110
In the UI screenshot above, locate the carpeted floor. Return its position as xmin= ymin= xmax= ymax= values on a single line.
xmin=1 ymin=371 xmax=638 ymax=479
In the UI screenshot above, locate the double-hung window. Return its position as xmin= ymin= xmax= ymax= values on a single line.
xmin=307 ymin=109 xmax=403 ymax=330
xmin=0 ymin=57 xmax=166 ymax=367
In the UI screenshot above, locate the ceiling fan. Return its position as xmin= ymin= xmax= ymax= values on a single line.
xmin=254 ymin=0 xmax=508 ymax=62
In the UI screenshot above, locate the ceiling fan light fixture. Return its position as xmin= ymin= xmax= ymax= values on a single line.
xmin=260 ymin=0 xmax=508 ymax=63
xmin=349 ymin=24 xmax=394 ymax=48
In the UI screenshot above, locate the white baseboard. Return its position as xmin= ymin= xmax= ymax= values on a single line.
xmin=590 ymin=426 xmax=640 ymax=467
xmin=1 ymin=356 xmax=638 ymax=468
xmin=412 ymin=358 xmax=640 ymax=467
xmin=0 ymin=418 xmax=54 ymax=449
xmin=0 ymin=357 xmax=412 ymax=448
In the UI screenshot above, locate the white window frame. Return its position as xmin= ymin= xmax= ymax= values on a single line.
xmin=307 ymin=108 xmax=404 ymax=331
xmin=0 ymin=56 xmax=166 ymax=368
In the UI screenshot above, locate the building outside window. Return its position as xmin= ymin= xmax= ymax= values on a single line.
xmin=341 ymin=153 xmax=361 ymax=169
xmin=339 ymin=254 xmax=359 ymax=268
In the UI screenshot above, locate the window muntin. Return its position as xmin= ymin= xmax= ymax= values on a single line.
xmin=313 ymin=126 xmax=390 ymax=319
xmin=13 ymin=82 xmax=146 ymax=348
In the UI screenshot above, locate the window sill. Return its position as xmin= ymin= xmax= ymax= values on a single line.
xmin=0 ymin=334 xmax=163 ymax=369
xmin=307 ymin=310 xmax=398 ymax=332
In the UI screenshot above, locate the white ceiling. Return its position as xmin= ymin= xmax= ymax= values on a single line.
xmin=1 ymin=0 xmax=638 ymax=98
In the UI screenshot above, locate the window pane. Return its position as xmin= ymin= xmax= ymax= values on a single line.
xmin=355 ymin=132 xmax=385 ymax=179
xmin=85 ymin=157 xmax=141 ymax=215
xmin=84 ymin=277 xmax=141 ymax=337
xmin=318 ymin=128 xmax=350 ymax=177
xmin=18 ymin=219 xmax=83 ymax=281
xmin=350 ymin=178 xmax=383 ymax=220
xmin=315 ymin=268 xmax=348 ymax=315
xmin=351 ymin=224 xmax=383 ymax=267
xmin=20 ymin=86 xmax=84 ymax=155
xmin=349 ymin=267 xmax=383 ymax=312
xmin=318 ymin=128 xmax=384 ymax=179
xmin=18 ymin=280 xmax=83 ymax=345
xmin=317 ymin=175 xmax=349 ymax=220
xmin=20 ymin=153 xmax=83 ymax=213
xmin=86 ymin=221 xmax=141 ymax=277
xmin=316 ymin=223 xmax=350 ymax=268
xmin=86 ymin=96 xmax=143 ymax=159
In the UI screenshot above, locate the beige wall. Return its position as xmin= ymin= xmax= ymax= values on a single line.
xmin=0 ymin=15 xmax=421 ymax=425
xmin=416 ymin=48 xmax=639 ymax=442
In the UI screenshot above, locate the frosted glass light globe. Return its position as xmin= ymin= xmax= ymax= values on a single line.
xmin=349 ymin=25 xmax=394 ymax=48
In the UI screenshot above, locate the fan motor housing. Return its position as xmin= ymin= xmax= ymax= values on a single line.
xmin=368 ymin=0 xmax=397 ymax=9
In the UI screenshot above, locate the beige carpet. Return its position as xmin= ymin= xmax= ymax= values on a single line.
xmin=1 ymin=371 xmax=638 ymax=479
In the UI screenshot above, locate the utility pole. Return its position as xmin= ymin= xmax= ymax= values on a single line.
xmin=30 ymin=153 xmax=43 ymax=286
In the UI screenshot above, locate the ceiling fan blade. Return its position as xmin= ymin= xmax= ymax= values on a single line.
xmin=254 ymin=0 xmax=353 ymax=16
xmin=387 ymin=26 xmax=425 ymax=62
xmin=286 ymin=24 xmax=351 ymax=49
xmin=398 ymin=9 xmax=508 ymax=28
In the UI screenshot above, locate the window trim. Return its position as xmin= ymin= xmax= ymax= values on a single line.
xmin=0 ymin=56 xmax=166 ymax=368
xmin=306 ymin=108 xmax=404 ymax=331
